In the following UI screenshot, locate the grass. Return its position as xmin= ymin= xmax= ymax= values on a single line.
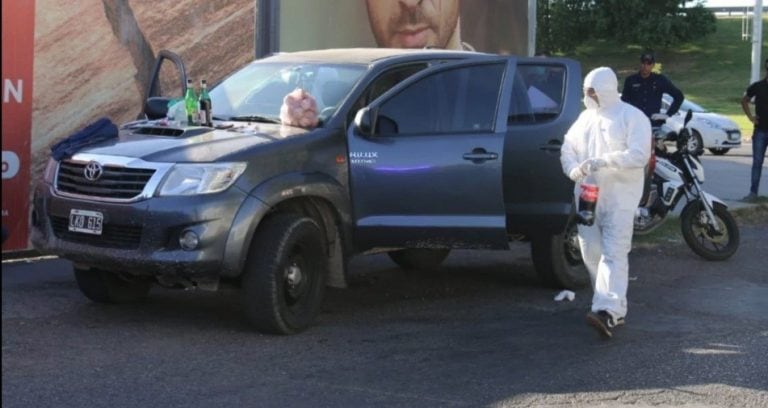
xmin=633 ymin=202 xmax=768 ymax=247
xmin=566 ymin=17 xmax=767 ymax=140
xmin=633 ymin=216 xmax=685 ymax=247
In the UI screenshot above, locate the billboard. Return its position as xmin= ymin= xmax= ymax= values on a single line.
xmin=2 ymin=0 xmax=36 ymax=251
xmin=2 ymin=0 xmax=531 ymax=252
xmin=258 ymin=0 xmax=534 ymax=57
xmin=1 ymin=0 xmax=255 ymax=252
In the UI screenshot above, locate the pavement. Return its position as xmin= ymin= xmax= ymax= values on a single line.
xmin=695 ymin=141 xmax=766 ymax=211
xmin=3 ymin=224 xmax=768 ymax=407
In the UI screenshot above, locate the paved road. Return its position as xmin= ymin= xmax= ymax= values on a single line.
xmin=696 ymin=142 xmax=765 ymax=211
xmin=3 ymin=221 xmax=767 ymax=407
xmin=2 ymin=142 xmax=765 ymax=407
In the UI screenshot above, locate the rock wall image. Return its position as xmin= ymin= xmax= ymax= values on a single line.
xmin=31 ymin=0 xmax=256 ymax=178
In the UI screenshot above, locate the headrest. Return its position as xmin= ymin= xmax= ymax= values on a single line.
xmin=321 ymin=80 xmax=349 ymax=107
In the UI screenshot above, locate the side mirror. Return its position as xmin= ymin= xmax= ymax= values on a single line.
xmin=144 ymin=96 xmax=171 ymax=120
xmin=353 ymin=107 xmax=376 ymax=137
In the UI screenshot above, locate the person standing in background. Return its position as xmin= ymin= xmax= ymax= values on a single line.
xmin=621 ymin=51 xmax=684 ymax=122
xmin=364 ymin=0 xmax=474 ymax=50
xmin=740 ymin=58 xmax=768 ymax=202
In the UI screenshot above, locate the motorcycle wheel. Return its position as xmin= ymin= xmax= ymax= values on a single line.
xmin=685 ymin=130 xmax=704 ymax=156
xmin=680 ymin=201 xmax=739 ymax=261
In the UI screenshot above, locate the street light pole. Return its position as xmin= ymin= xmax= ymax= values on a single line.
xmin=751 ymin=0 xmax=764 ymax=83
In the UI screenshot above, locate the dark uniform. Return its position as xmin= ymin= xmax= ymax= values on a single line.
xmin=621 ymin=72 xmax=684 ymax=119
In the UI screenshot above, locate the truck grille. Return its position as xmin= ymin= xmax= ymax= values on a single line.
xmin=49 ymin=216 xmax=142 ymax=249
xmin=56 ymin=161 xmax=155 ymax=199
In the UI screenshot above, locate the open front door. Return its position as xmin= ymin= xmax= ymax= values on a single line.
xmin=347 ymin=58 xmax=513 ymax=251
xmin=141 ymin=50 xmax=188 ymax=120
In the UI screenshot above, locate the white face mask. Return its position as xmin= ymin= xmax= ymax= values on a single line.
xmin=583 ymin=94 xmax=599 ymax=110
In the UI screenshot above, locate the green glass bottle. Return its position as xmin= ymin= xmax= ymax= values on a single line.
xmin=184 ymin=78 xmax=199 ymax=126
xmin=198 ymin=79 xmax=212 ymax=127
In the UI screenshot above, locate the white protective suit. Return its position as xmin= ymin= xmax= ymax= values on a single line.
xmin=560 ymin=67 xmax=651 ymax=320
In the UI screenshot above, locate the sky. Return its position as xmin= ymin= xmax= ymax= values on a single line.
xmin=702 ymin=0 xmax=763 ymax=7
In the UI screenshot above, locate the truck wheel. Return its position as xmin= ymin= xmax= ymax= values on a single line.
xmin=241 ymin=214 xmax=327 ymax=335
xmin=388 ymin=249 xmax=450 ymax=271
xmin=530 ymin=223 xmax=588 ymax=289
xmin=74 ymin=267 xmax=152 ymax=303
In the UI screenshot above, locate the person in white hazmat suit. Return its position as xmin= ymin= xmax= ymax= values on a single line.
xmin=560 ymin=67 xmax=651 ymax=339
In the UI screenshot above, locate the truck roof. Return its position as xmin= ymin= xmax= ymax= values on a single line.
xmin=263 ymin=48 xmax=494 ymax=65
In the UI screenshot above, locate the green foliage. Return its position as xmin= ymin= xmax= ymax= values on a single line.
xmin=536 ymin=0 xmax=717 ymax=53
xmin=537 ymin=0 xmax=594 ymax=54
xmin=569 ymin=17 xmax=767 ymax=140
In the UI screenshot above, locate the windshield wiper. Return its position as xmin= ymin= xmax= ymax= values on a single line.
xmin=225 ymin=115 xmax=281 ymax=124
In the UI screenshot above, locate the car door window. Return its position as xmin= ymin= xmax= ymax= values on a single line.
xmin=348 ymin=64 xmax=428 ymax=125
xmin=375 ymin=63 xmax=505 ymax=136
xmin=514 ymin=64 xmax=566 ymax=123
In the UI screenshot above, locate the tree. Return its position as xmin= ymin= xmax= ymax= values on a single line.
xmin=536 ymin=0 xmax=716 ymax=54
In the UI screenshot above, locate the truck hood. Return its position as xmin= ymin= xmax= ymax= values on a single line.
xmin=75 ymin=122 xmax=310 ymax=162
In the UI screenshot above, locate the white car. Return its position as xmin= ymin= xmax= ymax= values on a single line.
xmin=662 ymin=94 xmax=742 ymax=155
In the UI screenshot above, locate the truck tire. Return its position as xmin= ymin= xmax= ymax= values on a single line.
xmin=241 ymin=214 xmax=327 ymax=335
xmin=74 ymin=267 xmax=152 ymax=303
xmin=388 ymin=249 xmax=450 ymax=271
xmin=530 ymin=223 xmax=588 ymax=289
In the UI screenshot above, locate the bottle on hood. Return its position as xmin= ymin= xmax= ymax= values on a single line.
xmin=184 ymin=78 xmax=199 ymax=126
xmin=198 ymin=79 xmax=212 ymax=127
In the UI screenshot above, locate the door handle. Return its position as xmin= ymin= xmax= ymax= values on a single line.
xmin=539 ymin=139 xmax=563 ymax=152
xmin=463 ymin=148 xmax=498 ymax=163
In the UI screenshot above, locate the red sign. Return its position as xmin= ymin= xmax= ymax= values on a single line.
xmin=2 ymin=0 xmax=36 ymax=250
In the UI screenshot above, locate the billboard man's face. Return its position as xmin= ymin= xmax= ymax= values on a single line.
xmin=365 ymin=0 xmax=460 ymax=49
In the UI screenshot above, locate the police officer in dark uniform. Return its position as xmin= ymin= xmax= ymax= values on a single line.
xmin=622 ymin=51 xmax=685 ymax=206
xmin=621 ymin=51 xmax=684 ymax=121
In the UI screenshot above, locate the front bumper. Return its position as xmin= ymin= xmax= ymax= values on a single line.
xmin=710 ymin=129 xmax=741 ymax=149
xmin=31 ymin=181 xmax=254 ymax=279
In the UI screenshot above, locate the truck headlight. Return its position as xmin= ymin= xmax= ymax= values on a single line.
xmin=43 ymin=158 xmax=58 ymax=183
xmin=156 ymin=162 xmax=246 ymax=196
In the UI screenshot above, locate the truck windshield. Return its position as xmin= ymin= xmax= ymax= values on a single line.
xmin=209 ymin=62 xmax=366 ymax=125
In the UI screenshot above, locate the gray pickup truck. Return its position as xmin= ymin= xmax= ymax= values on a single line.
xmin=32 ymin=48 xmax=585 ymax=334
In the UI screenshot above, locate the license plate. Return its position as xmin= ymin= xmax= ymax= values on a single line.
xmin=68 ymin=209 xmax=103 ymax=235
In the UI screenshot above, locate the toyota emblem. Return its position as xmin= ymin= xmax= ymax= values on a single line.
xmin=83 ymin=161 xmax=103 ymax=181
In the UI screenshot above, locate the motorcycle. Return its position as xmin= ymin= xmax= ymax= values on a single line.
xmin=634 ymin=109 xmax=740 ymax=261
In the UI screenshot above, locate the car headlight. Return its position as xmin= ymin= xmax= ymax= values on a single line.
xmin=43 ymin=158 xmax=58 ymax=183
xmin=700 ymin=118 xmax=723 ymax=130
xmin=156 ymin=162 xmax=247 ymax=196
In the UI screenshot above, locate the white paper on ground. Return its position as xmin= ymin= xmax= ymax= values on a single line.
xmin=554 ymin=290 xmax=576 ymax=302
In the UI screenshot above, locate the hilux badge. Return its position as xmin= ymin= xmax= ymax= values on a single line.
xmin=349 ymin=151 xmax=378 ymax=164
xmin=83 ymin=161 xmax=103 ymax=181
